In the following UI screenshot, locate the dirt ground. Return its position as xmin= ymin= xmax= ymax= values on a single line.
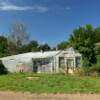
xmin=0 ymin=92 xmax=100 ymax=100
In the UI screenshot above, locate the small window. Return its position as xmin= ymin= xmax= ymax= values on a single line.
xmin=59 ymin=57 xmax=65 ymax=68
xmin=37 ymin=58 xmax=51 ymax=66
xmin=76 ymin=57 xmax=81 ymax=68
xmin=10 ymin=59 xmax=14 ymax=61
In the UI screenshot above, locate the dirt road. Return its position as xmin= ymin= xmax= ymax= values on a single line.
xmin=0 ymin=92 xmax=100 ymax=100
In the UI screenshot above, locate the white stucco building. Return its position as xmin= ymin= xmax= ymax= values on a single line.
xmin=0 ymin=47 xmax=82 ymax=73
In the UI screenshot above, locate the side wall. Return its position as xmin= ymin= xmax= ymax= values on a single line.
xmin=2 ymin=58 xmax=33 ymax=72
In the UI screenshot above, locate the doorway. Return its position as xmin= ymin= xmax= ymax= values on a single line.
xmin=67 ymin=59 xmax=74 ymax=74
xmin=33 ymin=60 xmax=38 ymax=73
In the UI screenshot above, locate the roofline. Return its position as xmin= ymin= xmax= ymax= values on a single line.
xmin=0 ymin=50 xmax=61 ymax=60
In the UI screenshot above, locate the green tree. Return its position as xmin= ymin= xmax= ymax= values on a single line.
xmin=27 ymin=40 xmax=39 ymax=52
xmin=0 ymin=36 xmax=8 ymax=57
xmin=94 ymin=28 xmax=100 ymax=55
xmin=57 ymin=41 xmax=69 ymax=50
xmin=38 ymin=43 xmax=51 ymax=51
xmin=95 ymin=43 xmax=100 ymax=55
xmin=69 ymin=25 xmax=96 ymax=67
xmin=94 ymin=27 xmax=100 ymax=43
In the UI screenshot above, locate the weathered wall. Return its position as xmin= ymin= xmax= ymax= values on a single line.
xmin=2 ymin=57 xmax=33 ymax=72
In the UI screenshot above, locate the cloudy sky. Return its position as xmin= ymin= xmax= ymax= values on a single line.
xmin=0 ymin=0 xmax=100 ymax=47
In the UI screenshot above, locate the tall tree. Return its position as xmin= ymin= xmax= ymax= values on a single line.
xmin=69 ymin=24 xmax=96 ymax=66
xmin=8 ymin=22 xmax=29 ymax=54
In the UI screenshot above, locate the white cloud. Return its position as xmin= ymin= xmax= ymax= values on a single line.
xmin=0 ymin=1 xmax=48 ymax=12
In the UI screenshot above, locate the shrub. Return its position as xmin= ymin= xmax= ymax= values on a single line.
xmin=75 ymin=67 xmax=91 ymax=76
xmin=0 ymin=60 xmax=8 ymax=74
xmin=90 ymin=65 xmax=100 ymax=72
xmin=96 ymin=55 xmax=100 ymax=63
xmin=88 ymin=62 xmax=100 ymax=75
xmin=88 ymin=55 xmax=100 ymax=76
xmin=83 ymin=57 xmax=91 ymax=67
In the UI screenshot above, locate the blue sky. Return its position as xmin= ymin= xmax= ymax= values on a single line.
xmin=0 ymin=0 xmax=100 ymax=47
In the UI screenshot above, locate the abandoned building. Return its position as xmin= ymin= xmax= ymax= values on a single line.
xmin=0 ymin=47 xmax=82 ymax=73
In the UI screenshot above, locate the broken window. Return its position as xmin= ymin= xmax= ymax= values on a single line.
xmin=59 ymin=57 xmax=65 ymax=68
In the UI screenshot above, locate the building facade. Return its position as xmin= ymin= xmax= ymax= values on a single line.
xmin=0 ymin=47 xmax=82 ymax=73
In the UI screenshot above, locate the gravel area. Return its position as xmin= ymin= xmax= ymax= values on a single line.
xmin=0 ymin=92 xmax=100 ymax=100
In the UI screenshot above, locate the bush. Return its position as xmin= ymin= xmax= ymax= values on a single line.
xmin=83 ymin=57 xmax=91 ymax=67
xmin=96 ymin=55 xmax=100 ymax=63
xmin=76 ymin=56 xmax=100 ymax=76
xmin=90 ymin=65 xmax=100 ymax=72
xmin=88 ymin=62 xmax=100 ymax=75
xmin=0 ymin=60 xmax=8 ymax=74
xmin=75 ymin=67 xmax=91 ymax=76
xmin=77 ymin=63 xmax=100 ymax=76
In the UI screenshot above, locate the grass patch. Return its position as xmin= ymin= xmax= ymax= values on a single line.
xmin=0 ymin=73 xmax=100 ymax=93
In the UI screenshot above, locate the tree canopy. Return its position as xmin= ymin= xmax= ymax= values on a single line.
xmin=38 ymin=43 xmax=51 ymax=51
xmin=27 ymin=40 xmax=39 ymax=52
xmin=57 ymin=41 xmax=69 ymax=50
xmin=68 ymin=24 xmax=100 ymax=67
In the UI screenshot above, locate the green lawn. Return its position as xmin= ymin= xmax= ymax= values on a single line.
xmin=0 ymin=73 xmax=100 ymax=93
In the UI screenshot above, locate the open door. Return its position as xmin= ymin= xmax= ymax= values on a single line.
xmin=33 ymin=61 xmax=38 ymax=73
xmin=67 ymin=59 xmax=74 ymax=74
